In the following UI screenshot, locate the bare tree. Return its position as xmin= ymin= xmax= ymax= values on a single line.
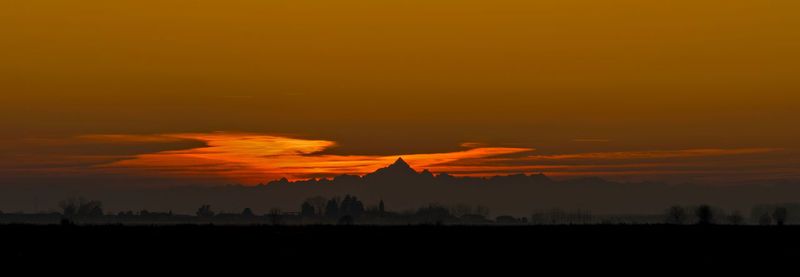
xmin=450 ymin=204 xmax=473 ymax=218
xmin=59 ymin=197 xmax=85 ymax=216
xmin=305 ymin=196 xmax=328 ymax=216
xmin=759 ymin=213 xmax=773 ymax=225
xmin=665 ymin=206 xmax=687 ymax=224
xmin=695 ymin=205 xmax=713 ymax=225
xmin=196 ymin=204 xmax=215 ymax=217
xmin=269 ymin=208 xmax=282 ymax=225
xmin=549 ymin=208 xmax=566 ymax=225
xmin=530 ymin=212 xmax=547 ymax=225
xmin=77 ymin=200 xmax=103 ymax=217
xmin=772 ymin=207 xmax=788 ymax=226
xmin=475 ymin=205 xmax=490 ymax=218
xmin=301 ymin=201 xmax=315 ymax=217
xmin=59 ymin=197 xmax=102 ymax=217
xmin=727 ymin=210 xmax=744 ymax=225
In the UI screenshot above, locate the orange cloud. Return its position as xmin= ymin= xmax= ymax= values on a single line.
xmin=4 ymin=132 xmax=791 ymax=186
xmin=100 ymin=132 xmax=534 ymax=182
xmin=522 ymin=148 xmax=778 ymax=161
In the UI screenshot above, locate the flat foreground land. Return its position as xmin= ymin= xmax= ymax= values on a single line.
xmin=2 ymin=225 xmax=797 ymax=264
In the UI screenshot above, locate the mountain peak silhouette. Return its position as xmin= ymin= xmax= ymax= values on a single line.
xmin=390 ymin=157 xmax=411 ymax=169
xmin=363 ymin=157 xmax=420 ymax=181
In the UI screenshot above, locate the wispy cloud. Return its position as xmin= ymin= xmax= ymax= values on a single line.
xmin=77 ymin=134 xmax=187 ymax=143
xmin=523 ymin=148 xmax=778 ymax=161
xmin=460 ymin=142 xmax=488 ymax=148
xmin=1 ymin=132 xmax=793 ymax=185
xmin=100 ymin=132 xmax=534 ymax=182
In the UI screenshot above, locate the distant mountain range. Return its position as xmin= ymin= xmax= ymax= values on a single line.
xmin=231 ymin=158 xmax=799 ymax=216
xmin=2 ymin=158 xmax=799 ymax=216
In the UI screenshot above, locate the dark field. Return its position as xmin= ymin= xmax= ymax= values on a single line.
xmin=2 ymin=224 xmax=798 ymax=264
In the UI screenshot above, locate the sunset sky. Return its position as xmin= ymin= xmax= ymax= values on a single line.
xmin=1 ymin=0 xmax=799 ymax=187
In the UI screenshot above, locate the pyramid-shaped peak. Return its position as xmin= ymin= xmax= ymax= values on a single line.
xmin=362 ymin=156 xmax=418 ymax=180
xmin=392 ymin=157 xmax=410 ymax=167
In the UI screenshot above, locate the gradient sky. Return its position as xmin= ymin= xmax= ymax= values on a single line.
xmin=1 ymin=0 xmax=799 ymax=186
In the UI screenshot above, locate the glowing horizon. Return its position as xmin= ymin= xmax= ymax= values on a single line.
xmin=1 ymin=0 xmax=799 ymax=188
xmin=99 ymin=132 xmax=536 ymax=182
xmin=0 ymin=132 xmax=793 ymax=186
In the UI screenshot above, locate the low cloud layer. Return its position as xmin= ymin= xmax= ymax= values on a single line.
xmin=0 ymin=132 xmax=796 ymax=186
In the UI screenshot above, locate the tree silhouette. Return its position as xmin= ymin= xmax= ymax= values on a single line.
xmin=59 ymin=197 xmax=103 ymax=217
xmin=549 ymin=208 xmax=566 ymax=224
xmin=665 ymin=206 xmax=687 ymax=224
xmin=324 ymin=198 xmax=340 ymax=218
xmin=60 ymin=203 xmax=76 ymax=217
xmin=269 ymin=208 xmax=282 ymax=225
xmin=450 ymin=204 xmax=473 ymax=218
xmin=301 ymin=201 xmax=315 ymax=217
xmin=695 ymin=205 xmax=713 ymax=225
xmin=196 ymin=204 xmax=215 ymax=217
xmin=417 ymin=203 xmax=450 ymax=224
xmin=495 ymin=215 xmax=519 ymax=224
xmin=475 ymin=205 xmax=490 ymax=218
xmin=530 ymin=212 xmax=547 ymax=225
xmin=241 ymin=207 xmax=254 ymax=217
xmin=772 ymin=207 xmax=788 ymax=226
xmin=727 ymin=210 xmax=744 ymax=225
xmin=338 ymin=215 xmax=354 ymax=225
xmin=305 ymin=196 xmax=328 ymax=216
xmin=759 ymin=213 xmax=773 ymax=225
xmin=77 ymin=200 xmax=103 ymax=217
xmin=340 ymin=195 xmax=364 ymax=218
xmin=59 ymin=197 xmax=83 ymax=217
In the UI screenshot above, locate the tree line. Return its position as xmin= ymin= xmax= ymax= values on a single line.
xmin=6 ymin=196 xmax=793 ymax=226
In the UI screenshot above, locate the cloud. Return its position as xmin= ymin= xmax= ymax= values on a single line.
xmin=522 ymin=148 xmax=778 ymax=161
xmin=76 ymin=134 xmax=188 ymax=143
xmin=1 ymin=132 xmax=793 ymax=186
xmin=99 ymin=132 xmax=534 ymax=182
xmin=460 ymin=142 xmax=487 ymax=148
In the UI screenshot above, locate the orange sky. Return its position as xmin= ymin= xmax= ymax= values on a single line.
xmin=1 ymin=1 xmax=799 ymax=186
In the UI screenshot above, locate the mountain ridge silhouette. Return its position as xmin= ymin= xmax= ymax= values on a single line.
xmin=5 ymin=159 xmax=800 ymax=216
xmin=255 ymin=158 xmax=567 ymax=214
xmin=362 ymin=157 xmax=422 ymax=182
xmin=268 ymin=157 xmax=553 ymax=186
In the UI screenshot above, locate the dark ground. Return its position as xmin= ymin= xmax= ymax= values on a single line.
xmin=2 ymin=224 xmax=797 ymax=265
